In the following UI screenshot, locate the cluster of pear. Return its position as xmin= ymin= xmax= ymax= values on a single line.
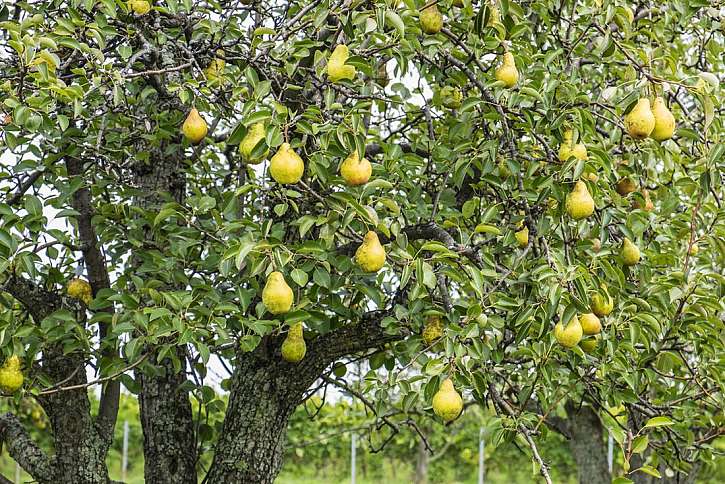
xmin=0 ymin=356 xmax=24 ymax=394
xmin=417 ymin=4 xmax=517 ymax=89
xmin=554 ymin=286 xmax=614 ymax=351
xmin=67 ymin=278 xmax=93 ymax=304
xmin=624 ymin=96 xmax=676 ymax=141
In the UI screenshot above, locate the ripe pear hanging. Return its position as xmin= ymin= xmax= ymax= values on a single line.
xmin=624 ymin=98 xmax=655 ymax=139
xmin=269 ymin=143 xmax=304 ymax=184
xmin=128 ymin=0 xmax=151 ymax=15
xmin=565 ymin=181 xmax=594 ymax=220
xmin=515 ymin=225 xmax=529 ymax=247
xmin=340 ymin=151 xmax=372 ymax=186
xmin=580 ymin=313 xmax=602 ymax=335
xmin=432 ymin=378 xmax=463 ymax=422
xmin=553 ymin=315 xmax=583 ymax=348
xmin=240 ymin=123 xmax=268 ymax=164
xmin=355 ymin=231 xmax=386 ymax=272
xmin=495 ymin=52 xmax=518 ymax=88
xmin=621 ymin=237 xmax=640 ymax=266
xmin=420 ymin=5 xmax=443 ymax=34
xmin=262 ymin=271 xmax=294 ymax=315
xmin=182 ymin=108 xmax=208 ymax=144
xmin=327 ymin=45 xmax=356 ymax=83
xmin=281 ymin=322 xmax=306 ymax=363
xmin=558 ymin=130 xmax=573 ymax=162
xmin=0 ymin=356 xmax=23 ymax=393
xmin=650 ymin=97 xmax=676 ymax=141
xmin=591 ymin=287 xmax=613 ymax=317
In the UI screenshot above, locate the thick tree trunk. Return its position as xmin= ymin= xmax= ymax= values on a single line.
xmin=205 ymin=311 xmax=401 ymax=483
xmin=564 ymin=402 xmax=611 ymax=484
xmin=139 ymin=350 xmax=197 ymax=484
xmin=134 ymin=152 xmax=197 ymax=484
xmin=38 ymin=351 xmax=111 ymax=483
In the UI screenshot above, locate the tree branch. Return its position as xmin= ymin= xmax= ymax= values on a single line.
xmin=0 ymin=413 xmax=54 ymax=482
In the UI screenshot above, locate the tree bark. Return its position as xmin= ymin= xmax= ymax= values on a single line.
xmin=133 ymin=151 xmax=197 ymax=484
xmin=564 ymin=402 xmax=611 ymax=484
xmin=204 ymin=311 xmax=402 ymax=483
xmin=413 ymin=437 xmax=429 ymax=484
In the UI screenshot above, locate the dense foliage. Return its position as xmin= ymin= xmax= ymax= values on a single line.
xmin=0 ymin=0 xmax=723 ymax=482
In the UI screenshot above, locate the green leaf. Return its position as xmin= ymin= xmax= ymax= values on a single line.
xmin=643 ymin=416 xmax=674 ymax=429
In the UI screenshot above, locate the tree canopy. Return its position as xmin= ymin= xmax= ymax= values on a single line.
xmin=0 ymin=0 xmax=723 ymax=483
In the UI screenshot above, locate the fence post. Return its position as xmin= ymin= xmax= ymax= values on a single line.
xmin=478 ymin=427 xmax=485 ymax=484
xmin=351 ymin=433 xmax=357 ymax=484
xmin=607 ymin=431 xmax=614 ymax=474
xmin=122 ymin=420 xmax=129 ymax=481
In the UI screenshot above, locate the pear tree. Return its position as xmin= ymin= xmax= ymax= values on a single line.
xmin=0 ymin=1 xmax=722 ymax=483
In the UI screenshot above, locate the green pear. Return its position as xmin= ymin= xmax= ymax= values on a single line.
xmin=591 ymin=287 xmax=614 ymax=317
xmin=340 ymin=151 xmax=372 ymax=186
xmin=565 ymin=181 xmax=595 ymax=219
xmin=580 ymin=313 xmax=602 ymax=335
xmin=650 ymin=96 xmax=675 ymax=141
xmin=621 ymin=237 xmax=640 ymax=266
xmin=422 ymin=316 xmax=443 ymax=345
xmin=355 ymin=231 xmax=386 ymax=272
xmin=269 ymin=143 xmax=304 ymax=184
xmin=553 ymin=315 xmax=583 ymax=348
xmin=0 ymin=356 xmax=23 ymax=393
xmin=432 ymin=378 xmax=463 ymax=422
xmin=240 ymin=123 xmax=268 ymax=164
xmin=495 ymin=52 xmax=518 ymax=88
xmin=420 ymin=5 xmax=443 ymax=34
xmin=182 ymin=108 xmax=208 ymax=144
xmin=262 ymin=271 xmax=294 ymax=314
xmin=624 ymin=98 xmax=655 ymax=139
xmin=281 ymin=322 xmax=306 ymax=363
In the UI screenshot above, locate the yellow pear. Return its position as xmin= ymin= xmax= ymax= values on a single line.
xmin=240 ymin=123 xmax=268 ymax=164
xmin=565 ymin=181 xmax=594 ymax=220
xmin=327 ymin=44 xmax=356 ymax=83
xmin=571 ymin=143 xmax=588 ymax=160
xmin=340 ymin=151 xmax=372 ymax=186
xmin=420 ymin=5 xmax=443 ymax=35
xmin=128 ymin=0 xmax=151 ymax=15
xmin=621 ymin=237 xmax=640 ymax=266
xmin=580 ymin=336 xmax=600 ymax=353
xmin=624 ymin=98 xmax=655 ymax=139
xmin=553 ymin=314 xmax=583 ymax=348
xmin=591 ymin=287 xmax=613 ymax=317
xmin=422 ymin=316 xmax=443 ymax=345
xmin=495 ymin=52 xmax=518 ymax=88
xmin=432 ymin=378 xmax=463 ymax=422
xmin=204 ymin=56 xmax=226 ymax=83
xmin=281 ymin=322 xmax=306 ymax=363
xmin=269 ymin=143 xmax=304 ymax=184
xmin=355 ymin=231 xmax=386 ymax=272
xmin=580 ymin=313 xmax=602 ymax=335
xmin=514 ymin=226 xmax=529 ymax=247
xmin=262 ymin=271 xmax=294 ymax=314
xmin=67 ymin=278 xmax=93 ymax=304
xmin=0 ymin=356 xmax=23 ymax=393
xmin=182 ymin=108 xmax=208 ymax=144
xmin=616 ymin=177 xmax=637 ymax=196
xmin=650 ymin=97 xmax=675 ymax=141
xmin=558 ymin=130 xmax=573 ymax=162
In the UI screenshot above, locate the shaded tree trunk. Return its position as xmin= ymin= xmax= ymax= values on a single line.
xmin=413 ymin=437 xmax=429 ymax=484
xmin=563 ymin=402 xmax=611 ymax=484
xmin=204 ymin=311 xmax=402 ymax=483
xmin=133 ymin=152 xmax=197 ymax=484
